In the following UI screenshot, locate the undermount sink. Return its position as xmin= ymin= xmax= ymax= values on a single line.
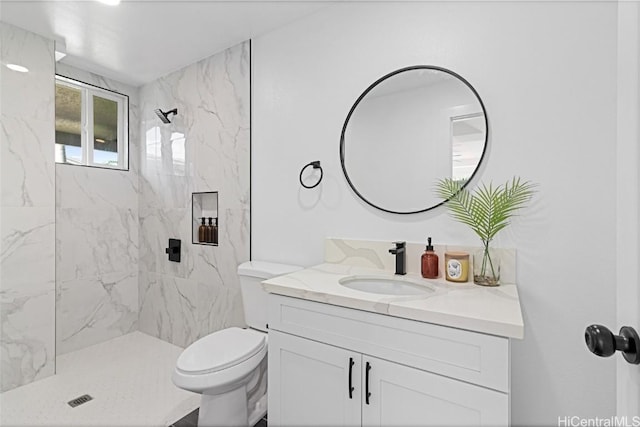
xmin=339 ymin=275 xmax=435 ymax=296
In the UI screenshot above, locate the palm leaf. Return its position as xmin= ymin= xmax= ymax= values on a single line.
xmin=435 ymin=177 xmax=536 ymax=244
xmin=434 ymin=179 xmax=485 ymax=238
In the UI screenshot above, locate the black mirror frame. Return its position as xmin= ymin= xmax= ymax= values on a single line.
xmin=339 ymin=65 xmax=489 ymax=215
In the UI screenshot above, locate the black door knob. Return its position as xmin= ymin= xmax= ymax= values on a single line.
xmin=585 ymin=324 xmax=640 ymax=364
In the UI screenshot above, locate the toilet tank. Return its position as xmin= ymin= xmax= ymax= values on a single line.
xmin=237 ymin=261 xmax=302 ymax=332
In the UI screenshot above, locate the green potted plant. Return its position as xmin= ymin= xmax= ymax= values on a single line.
xmin=435 ymin=177 xmax=536 ymax=286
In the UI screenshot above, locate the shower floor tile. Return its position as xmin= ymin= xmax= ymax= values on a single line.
xmin=0 ymin=331 xmax=200 ymax=426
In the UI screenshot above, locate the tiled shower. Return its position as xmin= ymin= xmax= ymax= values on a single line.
xmin=1 ymin=23 xmax=56 ymax=392
xmin=1 ymin=21 xmax=251 ymax=392
xmin=137 ymin=42 xmax=250 ymax=348
xmin=54 ymin=62 xmax=141 ymax=356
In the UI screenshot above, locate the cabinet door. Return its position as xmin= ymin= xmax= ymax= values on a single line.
xmin=268 ymin=330 xmax=362 ymax=426
xmin=362 ymin=356 xmax=509 ymax=427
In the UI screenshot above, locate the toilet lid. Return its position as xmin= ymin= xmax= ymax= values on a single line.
xmin=176 ymin=327 xmax=266 ymax=375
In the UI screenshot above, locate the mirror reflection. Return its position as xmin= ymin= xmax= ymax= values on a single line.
xmin=340 ymin=66 xmax=487 ymax=214
xmin=451 ymin=114 xmax=485 ymax=181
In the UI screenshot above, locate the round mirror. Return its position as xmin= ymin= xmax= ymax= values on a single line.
xmin=340 ymin=66 xmax=488 ymax=214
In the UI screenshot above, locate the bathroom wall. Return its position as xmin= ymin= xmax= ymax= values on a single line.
xmin=138 ymin=41 xmax=250 ymax=348
xmin=0 ymin=22 xmax=56 ymax=391
xmin=615 ymin=1 xmax=640 ymax=415
xmin=252 ymin=2 xmax=617 ymax=425
xmin=54 ymin=63 xmax=141 ymax=355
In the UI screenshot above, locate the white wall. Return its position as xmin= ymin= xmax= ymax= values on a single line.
xmin=616 ymin=0 xmax=640 ymax=416
xmin=252 ymin=2 xmax=618 ymax=425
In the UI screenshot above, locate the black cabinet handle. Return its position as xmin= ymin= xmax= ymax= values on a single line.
xmin=585 ymin=324 xmax=640 ymax=364
xmin=348 ymin=357 xmax=355 ymax=399
xmin=365 ymin=361 xmax=371 ymax=405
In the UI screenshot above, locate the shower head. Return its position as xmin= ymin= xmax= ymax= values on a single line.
xmin=154 ymin=108 xmax=178 ymax=124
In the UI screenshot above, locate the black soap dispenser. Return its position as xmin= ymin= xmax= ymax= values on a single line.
xmin=198 ymin=218 xmax=207 ymax=243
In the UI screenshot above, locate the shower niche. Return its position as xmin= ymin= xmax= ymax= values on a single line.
xmin=192 ymin=192 xmax=219 ymax=246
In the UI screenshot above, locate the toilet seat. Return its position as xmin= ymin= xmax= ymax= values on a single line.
xmin=172 ymin=328 xmax=268 ymax=394
xmin=176 ymin=327 xmax=266 ymax=375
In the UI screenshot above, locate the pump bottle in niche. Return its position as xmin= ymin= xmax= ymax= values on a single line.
xmin=203 ymin=218 xmax=211 ymax=243
xmin=421 ymin=237 xmax=439 ymax=279
xmin=198 ymin=218 xmax=207 ymax=243
xmin=206 ymin=218 xmax=212 ymax=243
xmin=207 ymin=217 xmax=218 ymax=244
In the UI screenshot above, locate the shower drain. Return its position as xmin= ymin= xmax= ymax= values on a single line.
xmin=67 ymin=394 xmax=93 ymax=408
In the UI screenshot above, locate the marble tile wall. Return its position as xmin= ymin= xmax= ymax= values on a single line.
xmin=54 ymin=63 xmax=141 ymax=355
xmin=138 ymin=42 xmax=250 ymax=348
xmin=0 ymin=23 xmax=56 ymax=391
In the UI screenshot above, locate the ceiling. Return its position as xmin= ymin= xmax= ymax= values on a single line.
xmin=0 ymin=0 xmax=331 ymax=86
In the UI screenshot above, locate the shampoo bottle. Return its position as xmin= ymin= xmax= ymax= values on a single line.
xmin=198 ymin=218 xmax=207 ymax=243
xmin=421 ymin=237 xmax=439 ymax=279
xmin=211 ymin=218 xmax=218 ymax=244
xmin=205 ymin=217 xmax=213 ymax=243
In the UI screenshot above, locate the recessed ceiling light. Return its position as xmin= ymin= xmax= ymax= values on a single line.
xmin=97 ymin=0 xmax=121 ymax=5
xmin=6 ymin=64 xmax=29 ymax=73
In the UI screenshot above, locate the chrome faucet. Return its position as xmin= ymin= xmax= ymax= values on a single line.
xmin=389 ymin=241 xmax=406 ymax=275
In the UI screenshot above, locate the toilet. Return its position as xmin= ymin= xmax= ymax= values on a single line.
xmin=172 ymin=261 xmax=301 ymax=427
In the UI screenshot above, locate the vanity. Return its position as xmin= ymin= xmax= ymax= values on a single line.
xmin=262 ymin=260 xmax=523 ymax=427
xmin=262 ymin=64 xmax=519 ymax=425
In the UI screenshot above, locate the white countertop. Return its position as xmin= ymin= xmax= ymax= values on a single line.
xmin=262 ymin=263 xmax=524 ymax=339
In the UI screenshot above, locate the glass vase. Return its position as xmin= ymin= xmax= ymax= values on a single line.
xmin=473 ymin=246 xmax=501 ymax=286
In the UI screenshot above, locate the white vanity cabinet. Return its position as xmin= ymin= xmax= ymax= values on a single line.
xmin=268 ymin=330 xmax=361 ymax=426
xmin=267 ymin=294 xmax=511 ymax=427
xmin=362 ymin=355 xmax=508 ymax=426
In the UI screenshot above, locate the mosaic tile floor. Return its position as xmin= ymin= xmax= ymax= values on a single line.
xmin=1 ymin=332 xmax=200 ymax=426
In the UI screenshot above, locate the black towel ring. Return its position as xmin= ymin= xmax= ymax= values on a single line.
xmin=299 ymin=161 xmax=323 ymax=189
